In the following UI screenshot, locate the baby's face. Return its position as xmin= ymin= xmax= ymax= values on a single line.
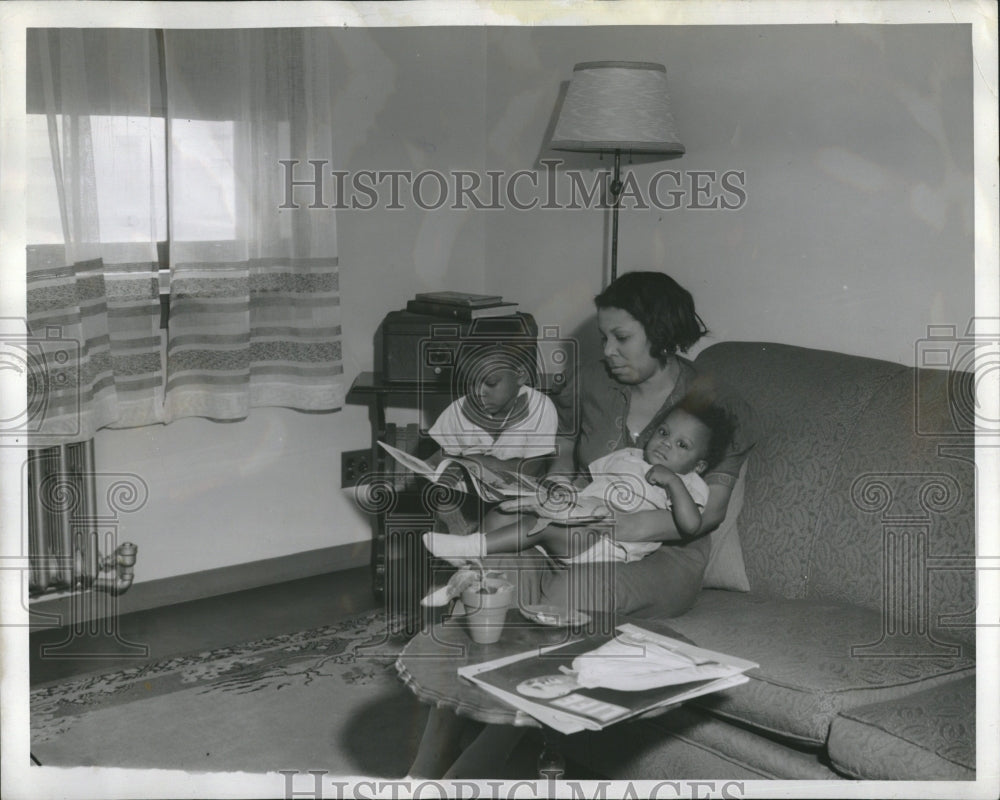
xmin=644 ymin=409 xmax=710 ymax=475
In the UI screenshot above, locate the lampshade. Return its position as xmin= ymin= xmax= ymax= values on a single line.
xmin=550 ymin=61 xmax=684 ymax=154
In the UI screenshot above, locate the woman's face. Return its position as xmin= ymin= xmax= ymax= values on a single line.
xmin=597 ymin=306 xmax=661 ymax=385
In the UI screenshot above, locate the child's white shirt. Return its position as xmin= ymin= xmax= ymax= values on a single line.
xmin=567 ymin=447 xmax=708 ymax=564
xmin=429 ymin=385 xmax=557 ymax=461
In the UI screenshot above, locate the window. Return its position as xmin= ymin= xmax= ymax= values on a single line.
xmin=25 ymin=27 xmax=345 ymax=431
xmin=26 ymin=114 xmax=168 ymax=245
xmin=27 ymin=29 xmax=243 ymax=323
xmin=170 ymin=119 xmax=236 ymax=242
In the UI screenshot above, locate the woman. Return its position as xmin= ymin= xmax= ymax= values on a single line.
xmin=407 ymin=271 xmax=755 ymax=778
xmin=521 ymin=270 xmax=755 ymax=618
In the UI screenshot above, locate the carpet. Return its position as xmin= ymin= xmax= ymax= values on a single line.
xmin=30 ymin=610 xmax=428 ymax=776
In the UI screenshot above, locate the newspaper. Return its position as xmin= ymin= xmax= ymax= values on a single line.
xmin=457 ymin=623 xmax=757 ymax=734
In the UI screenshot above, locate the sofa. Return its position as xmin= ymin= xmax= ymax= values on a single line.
xmin=563 ymin=341 xmax=977 ymax=781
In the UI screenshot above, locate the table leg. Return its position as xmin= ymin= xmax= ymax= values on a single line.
xmin=536 ymin=728 xmax=565 ymax=779
xmin=408 ymin=707 xmax=466 ymax=779
xmin=440 ymin=722 xmax=528 ymax=779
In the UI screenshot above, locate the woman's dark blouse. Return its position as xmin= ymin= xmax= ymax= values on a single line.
xmin=552 ymin=357 xmax=757 ymax=490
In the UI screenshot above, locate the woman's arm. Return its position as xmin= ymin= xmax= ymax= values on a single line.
xmin=613 ymin=482 xmax=734 ymax=543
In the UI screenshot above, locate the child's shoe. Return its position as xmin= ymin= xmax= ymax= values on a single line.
xmin=422 ymin=531 xmax=486 ymax=566
xmin=420 ymin=568 xmax=479 ymax=607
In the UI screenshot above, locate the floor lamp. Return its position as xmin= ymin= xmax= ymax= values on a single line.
xmin=550 ymin=61 xmax=685 ymax=286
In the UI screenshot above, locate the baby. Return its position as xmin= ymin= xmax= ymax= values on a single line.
xmin=424 ymin=395 xmax=733 ymax=564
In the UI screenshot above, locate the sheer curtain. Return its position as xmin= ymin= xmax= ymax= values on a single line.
xmin=162 ymin=29 xmax=343 ymax=422
xmin=26 ymin=29 xmax=164 ymax=444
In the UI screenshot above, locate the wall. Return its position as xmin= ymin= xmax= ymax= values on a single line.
xmin=484 ymin=25 xmax=974 ymax=364
xmin=93 ymin=24 xmax=974 ymax=585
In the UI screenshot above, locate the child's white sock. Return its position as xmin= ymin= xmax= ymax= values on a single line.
xmin=422 ymin=532 xmax=486 ymax=566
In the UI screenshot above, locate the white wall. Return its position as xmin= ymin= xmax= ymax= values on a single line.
xmin=93 ymin=24 xmax=974 ymax=584
xmin=483 ymin=25 xmax=974 ymax=364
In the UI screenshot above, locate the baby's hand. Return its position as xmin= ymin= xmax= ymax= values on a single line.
xmin=645 ymin=464 xmax=678 ymax=487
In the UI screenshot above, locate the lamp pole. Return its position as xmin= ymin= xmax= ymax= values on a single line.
xmin=609 ymin=149 xmax=623 ymax=286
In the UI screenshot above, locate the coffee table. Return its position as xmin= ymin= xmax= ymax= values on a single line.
xmin=395 ymin=608 xmax=692 ymax=777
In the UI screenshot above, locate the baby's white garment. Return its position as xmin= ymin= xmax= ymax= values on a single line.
xmin=563 ymin=448 xmax=708 ymax=565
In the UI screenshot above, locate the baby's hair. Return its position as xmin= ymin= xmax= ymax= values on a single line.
xmin=595 ymin=271 xmax=709 ymax=361
xmin=671 ymin=393 xmax=734 ymax=470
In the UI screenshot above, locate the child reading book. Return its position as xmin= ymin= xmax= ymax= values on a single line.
xmin=423 ymin=395 xmax=733 ymax=564
xmin=425 ymin=341 xmax=558 ymax=531
xmin=429 ymin=342 xmax=557 ymax=463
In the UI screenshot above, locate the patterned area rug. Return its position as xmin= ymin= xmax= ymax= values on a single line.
xmin=31 ymin=610 xmax=426 ymax=775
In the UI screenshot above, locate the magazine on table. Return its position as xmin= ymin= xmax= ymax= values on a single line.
xmin=457 ymin=623 xmax=758 ymax=734
xmin=377 ymin=441 xmax=542 ymax=502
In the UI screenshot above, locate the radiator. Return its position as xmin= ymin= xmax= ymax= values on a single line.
xmin=28 ymin=440 xmax=138 ymax=597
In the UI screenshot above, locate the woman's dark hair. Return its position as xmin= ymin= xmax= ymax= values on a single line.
xmin=595 ymin=271 xmax=708 ymax=361
xmin=673 ymin=392 xmax=734 ymax=471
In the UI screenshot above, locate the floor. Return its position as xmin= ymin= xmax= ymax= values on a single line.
xmin=29 ymin=565 xmax=600 ymax=779
xmin=30 ymin=566 xmax=377 ymax=687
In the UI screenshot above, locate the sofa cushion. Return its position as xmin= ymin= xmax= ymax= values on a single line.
xmin=807 ymin=367 xmax=976 ymax=648
xmin=694 ymin=342 xmax=906 ymax=599
xmin=702 ymin=463 xmax=750 ymax=592
xmin=666 ymin=591 xmax=975 ymax=746
xmin=827 ymin=675 xmax=975 ymax=779
xmin=565 ymin=706 xmax=842 ymax=780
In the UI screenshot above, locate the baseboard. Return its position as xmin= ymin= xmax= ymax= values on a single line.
xmin=29 ymin=540 xmax=372 ymax=628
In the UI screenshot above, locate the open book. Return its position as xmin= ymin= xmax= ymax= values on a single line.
xmin=458 ymin=623 xmax=757 ymax=734
xmin=378 ymin=441 xmax=542 ymax=502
